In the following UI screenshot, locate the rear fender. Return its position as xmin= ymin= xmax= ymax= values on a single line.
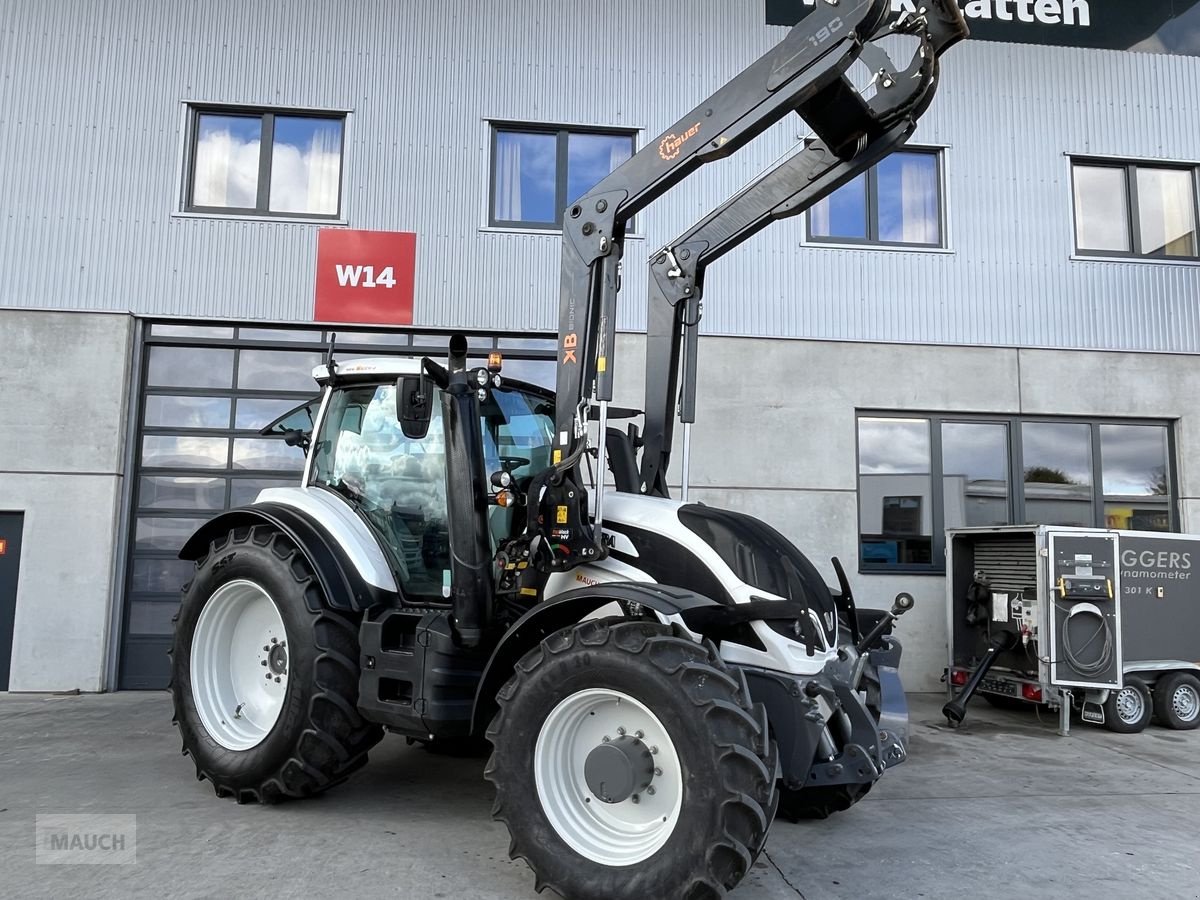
xmin=178 ymin=503 xmax=397 ymax=611
xmin=470 ymin=582 xmax=722 ymax=736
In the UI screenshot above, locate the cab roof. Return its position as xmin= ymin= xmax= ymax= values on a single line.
xmin=312 ymin=357 xmax=422 ymax=385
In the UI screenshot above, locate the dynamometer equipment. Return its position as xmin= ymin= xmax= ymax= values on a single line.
xmin=944 ymin=526 xmax=1200 ymax=736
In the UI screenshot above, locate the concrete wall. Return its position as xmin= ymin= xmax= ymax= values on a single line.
xmin=609 ymin=333 xmax=1200 ymax=691
xmin=3 ymin=309 xmax=1198 ymax=694
xmin=0 ymin=310 xmax=133 ymax=691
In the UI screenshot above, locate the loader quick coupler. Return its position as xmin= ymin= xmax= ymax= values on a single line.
xmin=532 ymin=474 xmax=603 ymax=571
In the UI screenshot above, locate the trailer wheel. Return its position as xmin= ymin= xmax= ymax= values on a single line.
xmin=171 ymin=525 xmax=383 ymax=803
xmin=1102 ymin=677 xmax=1152 ymax=734
xmin=1153 ymin=672 xmax=1200 ymax=731
xmin=486 ymin=619 xmax=778 ymax=899
xmin=778 ymin=782 xmax=872 ymax=821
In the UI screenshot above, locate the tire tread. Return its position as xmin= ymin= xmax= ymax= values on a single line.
xmin=486 ymin=619 xmax=779 ymax=898
xmin=171 ymin=525 xmax=382 ymax=804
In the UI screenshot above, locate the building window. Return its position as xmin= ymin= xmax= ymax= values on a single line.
xmin=489 ymin=124 xmax=635 ymax=230
xmin=184 ymin=107 xmax=346 ymax=219
xmin=808 ymin=150 xmax=943 ymax=247
xmin=1072 ymin=159 xmax=1199 ymax=259
xmin=857 ymin=415 xmax=1176 ymax=572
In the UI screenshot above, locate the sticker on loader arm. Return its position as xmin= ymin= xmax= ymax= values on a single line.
xmin=556 ymin=506 xmax=569 ymax=525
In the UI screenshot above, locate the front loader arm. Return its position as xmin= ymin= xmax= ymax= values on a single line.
xmin=639 ymin=8 xmax=968 ymax=496
xmin=532 ymin=0 xmax=905 ymax=569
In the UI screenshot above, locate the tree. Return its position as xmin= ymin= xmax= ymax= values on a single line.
xmin=1024 ymin=466 xmax=1074 ymax=485
xmin=1148 ymin=467 xmax=1169 ymax=497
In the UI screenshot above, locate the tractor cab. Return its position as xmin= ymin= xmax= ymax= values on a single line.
xmin=269 ymin=356 xmax=555 ymax=604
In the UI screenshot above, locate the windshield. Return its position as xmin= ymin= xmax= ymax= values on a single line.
xmin=312 ymin=384 xmax=451 ymax=603
xmin=480 ymin=387 xmax=554 ymax=479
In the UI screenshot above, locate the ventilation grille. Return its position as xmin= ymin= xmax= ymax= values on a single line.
xmin=970 ymin=534 xmax=1038 ymax=594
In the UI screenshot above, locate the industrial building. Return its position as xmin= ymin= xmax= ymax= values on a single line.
xmin=2 ymin=0 xmax=1199 ymax=693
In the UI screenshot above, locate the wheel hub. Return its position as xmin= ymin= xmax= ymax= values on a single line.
xmin=1173 ymin=685 xmax=1198 ymax=721
xmin=267 ymin=642 xmax=289 ymax=676
xmin=1116 ymin=686 xmax=1143 ymax=722
xmin=584 ymin=735 xmax=655 ymax=804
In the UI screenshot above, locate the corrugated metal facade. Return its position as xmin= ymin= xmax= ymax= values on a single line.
xmin=2 ymin=0 xmax=1199 ymax=349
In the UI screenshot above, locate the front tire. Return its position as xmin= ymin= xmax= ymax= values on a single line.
xmin=486 ymin=620 xmax=778 ymax=899
xmin=171 ymin=525 xmax=383 ymax=803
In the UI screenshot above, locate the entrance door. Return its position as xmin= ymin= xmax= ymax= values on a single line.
xmin=0 ymin=513 xmax=24 ymax=692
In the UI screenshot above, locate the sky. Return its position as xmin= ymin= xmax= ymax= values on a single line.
xmin=859 ymin=418 xmax=1168 ymax=496
xmin=192 ymin=115 xmax=342 ymax=215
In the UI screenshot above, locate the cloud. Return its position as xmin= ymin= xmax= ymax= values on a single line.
xmin=192 ymin=123 xmax=342 ymax=215
xmin=859 ymin=418 xmax=930 ymax=474
xmin=270 ymin=131 xmax=342 ymax=216
xmin=193 ymin=130 xmax=259 ymax=208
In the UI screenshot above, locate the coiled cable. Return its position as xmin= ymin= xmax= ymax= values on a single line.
xmin=1058 ymin=602 xmax=1114 ymax=677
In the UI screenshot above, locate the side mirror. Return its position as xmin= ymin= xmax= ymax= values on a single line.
xmin=397 ymin=374 xmax=432 ymax=440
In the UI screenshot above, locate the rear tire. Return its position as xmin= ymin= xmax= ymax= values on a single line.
xmin=1153 ymin=672 xmax=1200 ymax=730
xmin=171 ymin=525 xmax=383 ymax=803
xmin=1102 ymin=677 xmax=1152 ymax=734
xmin=486 ymin=619 xmax=778 ymax=900
xmin=778 ymin=782 xmax=872 ymax=821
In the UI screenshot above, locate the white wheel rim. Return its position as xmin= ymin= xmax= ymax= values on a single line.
xmin=534 ymin=689 xmax=684 ymax=867
xmin=190 ymin=579 xmax=289 ymax=751
xmin=1172 ymin=684 xmax=1199 ymax=722
xmin=1116 ymin=686 xmax=1144 ymax=724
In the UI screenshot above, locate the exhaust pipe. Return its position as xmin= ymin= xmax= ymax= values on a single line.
xmin=441 ymin=334 xmax=494 ymax=648
xmin=942 ymin=631 xmax=1018 ymax=724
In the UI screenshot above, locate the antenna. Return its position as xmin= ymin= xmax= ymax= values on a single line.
xmin=325 ymin=332 xmax=339 ymax=381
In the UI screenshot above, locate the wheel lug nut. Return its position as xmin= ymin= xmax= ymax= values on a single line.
xmin=265 ymin=673 xmax=272 ymax=679
xmin=654 ymin=767 xmax=662 ymax=776
xmin=617 ymin=727 xmax=626 ymax=736
xmin=263 ymin=645 xmax=270 ymax=652
xmin=602 ymin=736 xmax=611 ymax=743
xmin=271 ymin=637 xmax=278 ymax=644
xmin=274 ymin=676 xmax=281 ymax=683
xmin=635 ymin=730 xmax=644 ymax=739
xmin=647 ymin=786 xmax=656 ymax=795
xmin=261 ymin=660 xmax=268 ymax=667
xmin=631 ymin=794 xmax=639 ymax=804
xmin=650 ymin=746 xmax=659 ymax=755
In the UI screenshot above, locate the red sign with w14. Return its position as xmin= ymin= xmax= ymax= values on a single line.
xmin=314 ymin=229 xmax=416 ymax=325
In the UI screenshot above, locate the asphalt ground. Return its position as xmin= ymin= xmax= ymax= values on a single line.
xmin=1 ymin=692 xmax=1197 ymax=899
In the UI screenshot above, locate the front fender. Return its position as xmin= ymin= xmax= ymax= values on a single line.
xmin=179 ymin=503 xmax=398 ymax=611
xmin=469 ymin=582 xmax=723 ymax=736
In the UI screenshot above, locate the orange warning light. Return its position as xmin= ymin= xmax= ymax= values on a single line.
xmin=0 ymin=539 xmax=7 ymax=555
xmin=488 ymin=352 xmax=503 ymax=373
